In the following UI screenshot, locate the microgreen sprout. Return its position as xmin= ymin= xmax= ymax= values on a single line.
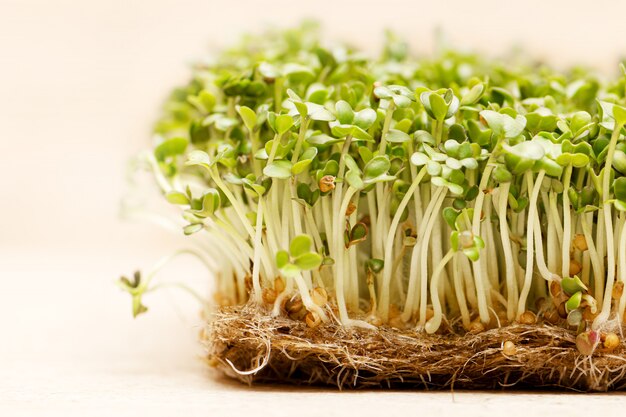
xmin=121 ymin=24 xmax=626 ymax=354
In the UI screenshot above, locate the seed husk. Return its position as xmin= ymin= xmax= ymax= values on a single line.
xmin=569 ymin=259 xmax=582 ymax=276
xmin=274 ymin=277 xmax=286 ymax=293
xmin=311 ymin=287 xmax=328 ymax=306
xmin=502 ymin=340 xmax=517 ymax=355
xmin=305 ymin=311 xmax=321 ymax=328
xmin=319 ymin=175 xmax=335 ymax=193
xmin=262 ymin=288 xmax=277 ymax=304
xmin=582 ymin=305 xmax=598 ymax=321
xmin=544 ymin=309 xmax=560 ymax=324
xmin=518 ymin=311 xmax=536 ymax=325
xmin=573 ymin=234 xmax=588 ymax=251
xmin=576 ymin=330 xmax=599 ymax=356
xmin=468 ymin=320 xmax=485 ymax=333
xmin=550 ymin=280 xmax=562 ymax=299
xmin=603 ymin=333 xmax=620 ymax=351
xmin=285 ymin=296 xmax=306 ymax=320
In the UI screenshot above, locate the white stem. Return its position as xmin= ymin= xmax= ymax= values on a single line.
xmin=379 ymin=167 xmax=427 ymax=321
xmin=497 ymin=182 xmax=518 ymax=321
xmin=517 ymin=170 xmax=544 ymax=318
xmin=250 ymin=198 xmax=264 ymax=303
xmin=425 ymin=248 xmax=455 ymax=334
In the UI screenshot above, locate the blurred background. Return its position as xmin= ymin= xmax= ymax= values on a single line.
xmin=2 ymin=0 xmax=626 ymax=414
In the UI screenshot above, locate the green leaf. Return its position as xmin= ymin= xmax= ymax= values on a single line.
xmin=290 ymin=235 xmax=312 ymax=258
xmin=561 ymin=276 xmax=588 ymax=296
xmin=193 ymin=190 xmax=220 ymax=217
xmin=335 ymin=100 xmax=354 ymax=124
xmin=428 ymin=92 xmax=449 ymax=121
xmin=306 ymin=102 xmax=335 ymax=121
xmin=292 ymin=159 xmax=313 ymax=174
xmin=443 ymin=207 xmax=459 ymax=229
xmin=345 ymin=170 xmax=364 ymax=189
xmin=614 ymin=177 xmax=626 ymax=201
xmin=183 ymin=223 xmax=203 ymax=235
xmin=350 ymin=222 xmax=368 ymax=241
xmin=366 ymin=258 xmax=384 ymax=273
xmin=614 ymin=104 xmax=626 ymax=127
xmin=565 ymin=291 xmax=582 ymax=312
xmin=503 ymin=141 xmax=545 ymax=174
xmin=275 ymin=114 xmax=294 ymax=135
xmin=280 ymin=263 xmax=301 ymax=278
xmin=410 ymin=152 xmax=430 ymax=166
xmin=307 ymin=133 xmax=342 ymax=147
xmin=154 ymin=137 xmax=188 ymax=161
xmin=431 ymin=176 xmax=463 ymax=195
xmin=276 ymin=250 xmax=289 ymax=269
xmin=460 ymin=82 xmax=484 ymax=106
xmin=186 ymin=150 xmax=212 ymax=168
xmin=364 ymin=155 xmax=390 ymax=180
xmin=188 ymin=90 xmax=216 ymax=113
xmin=463 ymin=246 xmax=480 ymax=262
xmin=294 ymin=252 xmax=322 ymax=270
xmin=480 ymin=110 xmax=526 ymax=138
xmin=236 ymin=105 xmax=257 ymax=131
xmin=386 ymin=129 xmax=411 ymax=143
xmin=354 ymin=108 xmax=377 ymax=130
xmin=374 ymin=86 xmax=392 ymax=99
xmin=263 ymin=160 xmax=293 ymax=179
xmin=450 ymin=231 xmax=460 ymax=251
xmin=165 ymin=191 xmax=189 ymax=205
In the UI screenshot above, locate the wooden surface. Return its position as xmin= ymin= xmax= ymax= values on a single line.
xmin=2 ymin=0 xmax=626 ymax=414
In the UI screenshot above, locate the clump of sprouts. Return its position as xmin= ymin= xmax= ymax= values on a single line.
xmin=120 ymin=24 xmax=626 ymax=356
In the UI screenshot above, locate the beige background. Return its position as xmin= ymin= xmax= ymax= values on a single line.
xmin=2 ymin=0 xmax=626 ymax=414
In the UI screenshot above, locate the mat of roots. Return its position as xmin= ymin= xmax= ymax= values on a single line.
xmin=119 ymin=24 xmax=626 ymax=391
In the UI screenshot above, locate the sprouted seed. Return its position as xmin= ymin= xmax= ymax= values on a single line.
xmin=119 ymin=24 xmax=626 ymax=357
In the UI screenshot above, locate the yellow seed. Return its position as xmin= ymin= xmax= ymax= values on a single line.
xmin=612 ymin=282 xmax=624 ymax=300
xmin=569 ymin=259 xmax=582 ymax=276
xmin=544 ymin=309 xmax=560 ymax=325
xmin=285 ymin=297 xmax=303 ymax=315
xmin=573 ymin=234 xmax=588 ymax=251
xmin=503 ymin=340 xmax=517 ymax=355
xmin=311 ymin=287 xmax=328 ymax=306
xmin=305 ymin=311 xmax=321 ymax=328
xmin=518 ymin=311 xmax=536 ymax=325
xmin=604 ymin=333 xmax=620 ymax=351
xmin=550 ymin=280 xmax=562 ymax=298
xmin=346 ymin=202 xmax=356 ymax=216
xmin=319 ymin=175 xmax=336 ymax=193
xmin=262 ymin=288 xmax=276 ymax=304
xmin=274 ymin=277 xmax=285 ymax=293
xmin=469 ymin=320 xmax=485 ymax=333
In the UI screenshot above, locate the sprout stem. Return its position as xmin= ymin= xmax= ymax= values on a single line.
xmin=594 ymin=123 xmax=624 ymax=328
xmin=425 ymin=248 xmax=455 ymax=333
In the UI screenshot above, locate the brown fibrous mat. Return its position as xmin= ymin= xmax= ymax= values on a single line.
xmin=204 ymin=303 xmax=626 ymax=391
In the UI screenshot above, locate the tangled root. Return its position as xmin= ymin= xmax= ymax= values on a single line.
xmin=204 ymin=303 xmax=626 ymax=391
